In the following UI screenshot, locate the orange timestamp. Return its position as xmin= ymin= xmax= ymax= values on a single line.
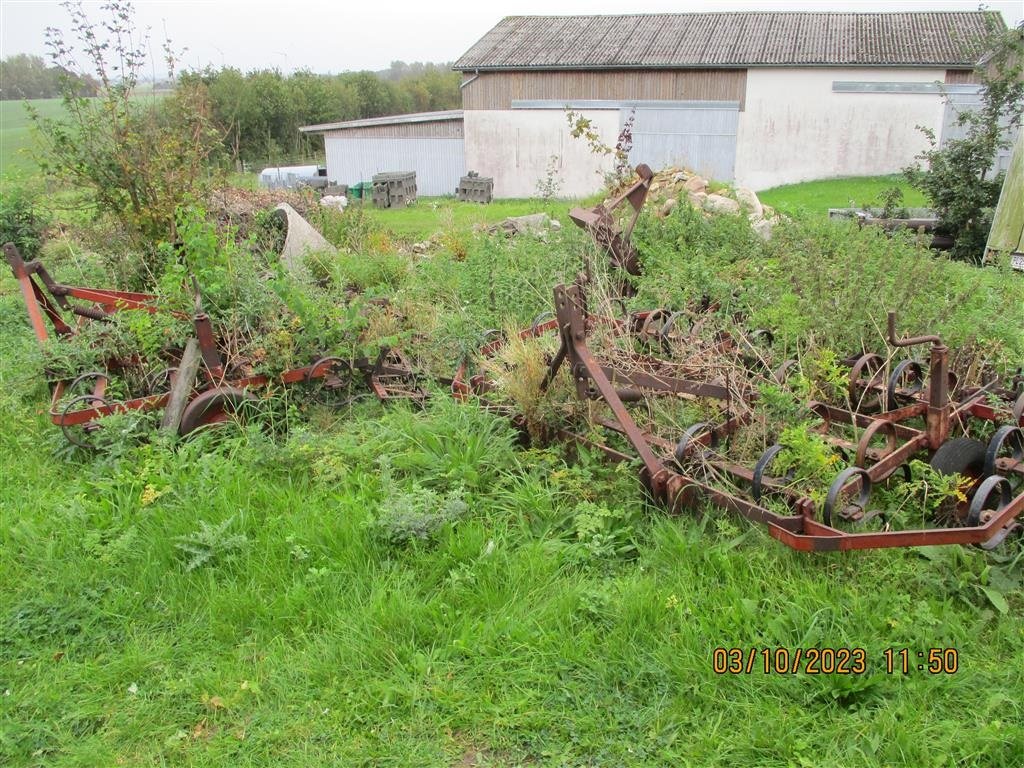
xmin=712 ymin=647 xmax=960 ymax=675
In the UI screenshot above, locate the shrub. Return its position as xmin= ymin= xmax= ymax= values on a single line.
xmin=30 ymin=1 xmax=221 ymax=246
xmin=0 ymin=182 xmax=48 ymax=259
xmin=903 ymin=26 xmax=1024 ymax=262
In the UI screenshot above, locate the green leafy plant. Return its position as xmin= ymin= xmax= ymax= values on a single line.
xmin=368 ymin=482 xmax=468 ymax=546
xmin=535 ymin=154 xmax=563 ymax=200
xmin=30 ymin=0 xmax=221 ymax=245
xmin=174 ymin=515 xmax=249 ymax=571
xmin=774 ymin=422 xmax=843 ymax=503
xmin=570 ymin=500 xmax=639 ymax=562
xmin=0 ymin=181 xmax=48 ymax=258
xmin=876 ymin=185 xmax=908 ymax=219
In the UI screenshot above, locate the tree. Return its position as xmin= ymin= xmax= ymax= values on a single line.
xmin=30 ymin=1 xmax=221 ymax=245
xmin=904 ymin=24 xmax=1024 ymax=263
xmin=0 ymin=53 xmax=97 ymax=99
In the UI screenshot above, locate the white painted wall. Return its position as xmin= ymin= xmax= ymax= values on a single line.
xmin=463 ymin=109 xmax=620 ymax=198
xmin=735 ymin=68 xmax=948 ymax=190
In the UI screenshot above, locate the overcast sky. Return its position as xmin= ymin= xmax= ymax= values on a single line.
xmin=2 ymin=0 xmax=1021 ymax=76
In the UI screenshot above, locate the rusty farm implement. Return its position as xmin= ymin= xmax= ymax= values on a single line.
xmin=453 ymin=278 xmax=1023 ymax=552
xmin=6 ymin=196 xmax=1022 ymax=553
xmin=5 ymin=242 xmax=425 ymax=445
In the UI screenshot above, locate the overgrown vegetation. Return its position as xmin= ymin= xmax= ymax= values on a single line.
xmin=903 ymin=24 xmax=1024 ymax=262
xmin=0 ymin=180 xmax=48 ymax=259
xmin=1 ymin=8 xmax=1022 ymax=763
xmin=29 ymin=1 xmax=221 ymax=245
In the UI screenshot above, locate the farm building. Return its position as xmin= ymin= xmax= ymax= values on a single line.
xmin=299 ymin=110 xmax=464 ymax=196
xmin=303 ymin=11 xmax=1005 ymax=198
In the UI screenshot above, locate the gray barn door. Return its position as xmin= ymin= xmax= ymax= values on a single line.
xmin=941 ymin=89 xmax=1017 ymax=174
xmin=625 ymin=101 xmax=739 ymax=182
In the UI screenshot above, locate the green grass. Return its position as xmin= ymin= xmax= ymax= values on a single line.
xmin=0 ymin=98 xmax=65 ymax=175
xmin=1 ymin=94 xmax=169 ymax=178
xmin=1 ymin=185 xmax=1022 ymax=767
xmin=357 ymin=197 xmax=585 ymax=241
xmin=758 ymin=175 xmax=929 ymax=217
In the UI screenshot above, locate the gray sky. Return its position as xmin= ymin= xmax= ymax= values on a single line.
xmin=2 ymin=0 xmax=1021 ymax=76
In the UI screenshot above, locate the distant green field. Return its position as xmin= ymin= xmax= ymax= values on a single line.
xmin=758 ymin=175 xmax=928 ymax=216
xmin=0 ymin=98 xmax=67 ymax=176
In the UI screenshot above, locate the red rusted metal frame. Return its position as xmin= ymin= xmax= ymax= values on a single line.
xmin=5 ymin=239 xmax=419 ymax=432
xmin=48 ymin=347 xmax=423 ymax=430
xmin=531 ymin=283 xmax=1023 ymax=552
xmin=569 ymin=164 xmax=654 ymax=278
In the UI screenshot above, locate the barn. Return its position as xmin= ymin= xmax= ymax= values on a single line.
xmin=304 ymin=11 xmax=1003 ymax=198
xmin=299 ymin=110 xmax=464 ymax=196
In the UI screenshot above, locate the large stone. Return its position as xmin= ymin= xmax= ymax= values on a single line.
xmin=659 ymin=198 xmax=679 ymax=217
xmin=319 ymin=195 xmax=348 ymax=211
xmin=703 ymin=194 xmax=741 ymax=215
xmin=687 ymin=191 xmax=707 ymax=207
xmin=684 ymin=176 xmax=708 ymax=193
xmin=752 ymin=217 xmax=776 ymax=241
xmin=735 ymin=187 xmax=763 ymax=219
xmin=491 ymin=213 xmax=554 ymax=236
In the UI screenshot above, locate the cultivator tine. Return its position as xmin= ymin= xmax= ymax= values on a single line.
xmin=569 ymin=164 xmax=654 ymax=282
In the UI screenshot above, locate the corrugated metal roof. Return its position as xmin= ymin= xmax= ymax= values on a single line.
xmin=453 ymin=12 xmax=1003 ymax=70
xmin=300 ymin=109 xmax=463 ymax=134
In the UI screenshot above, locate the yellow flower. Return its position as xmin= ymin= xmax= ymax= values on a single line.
xmin=140 ymin=484 xmax=165 ymax=507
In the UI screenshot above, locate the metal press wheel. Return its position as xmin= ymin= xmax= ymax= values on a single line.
xmin=929 ymin=437 xmax=988 ymax=525
xmin=178 ymin=386 xmax=257 ymax=437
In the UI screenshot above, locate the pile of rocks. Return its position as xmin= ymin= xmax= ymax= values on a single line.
xmin=637 ymin=167 xmax=782 ymax=241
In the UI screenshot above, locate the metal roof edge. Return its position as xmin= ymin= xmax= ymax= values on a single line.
xmin=452 ymin=62 xmax=983 ymax=72
xmin=300 ymin=110 xmax=464 ymax=133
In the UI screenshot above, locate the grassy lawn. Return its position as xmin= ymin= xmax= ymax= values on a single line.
xmin=1 ymin=178 xmax=1022 ymax=766
xmin=758 ymin=175 xmax=929 ymax=217
xmin=1 ymin=94 xmax=168 ymax=178
xmin=359 ymin=197 xmax=574 ymax=240
xmin=0 ymin=98 xmax=66 ymax=176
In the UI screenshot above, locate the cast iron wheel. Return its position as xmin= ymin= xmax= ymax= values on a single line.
xmin=60 ymin=393 xmax=111 ymax=449
xmin=178 ymin=387 xmax=257 ymax=436
xmin=929 ymin=437 xmax=988 ymax=524
xmin=848 ymin=353 xmax=885 ymax=413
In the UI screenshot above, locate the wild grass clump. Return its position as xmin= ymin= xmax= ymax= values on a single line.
xmin=480 ymin=327 xmax=579 ymax=440
xmin=744 ymin=217 xmax=1024 ymax=367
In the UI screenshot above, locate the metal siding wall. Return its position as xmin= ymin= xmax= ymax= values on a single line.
xmin=325 ymin=138 xmax=465 ymax=195
xmin=941 ymin=90 xmax=1017 ymax=173
xmin=627 ymin=104 xmax=739 ymax=181
xmin=463 ymin=69 xmax=747 ymax=110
